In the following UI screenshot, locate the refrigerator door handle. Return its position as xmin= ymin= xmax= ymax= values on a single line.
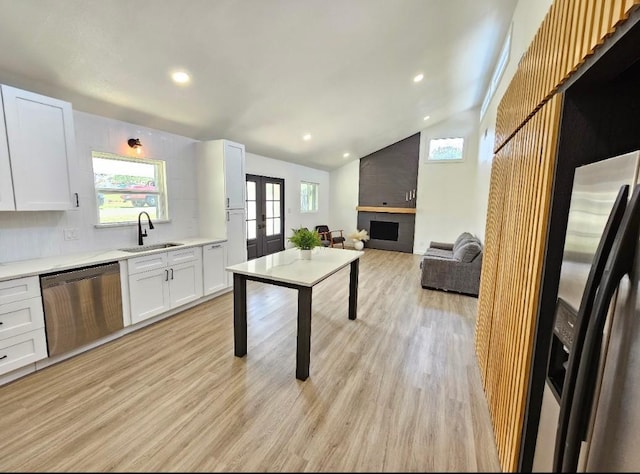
xmin=561 ymin=183 xmax=640 ymax=473
xmin=553 ymin=185 xmax=630 ymax=472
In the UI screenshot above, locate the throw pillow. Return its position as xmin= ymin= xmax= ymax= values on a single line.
xmin=453 ymin=241 xmax=482 ymax=263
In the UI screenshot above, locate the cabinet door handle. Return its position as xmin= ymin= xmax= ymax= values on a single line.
xmin=227 ymin=211 xmax=230 ymax=222
xmin=74 ymin=192 xmax=80 ymax=207
xmin=210 ymin=244 xmax=221 ymax=249
xmin=0 ymin=321 xmax=3 ymax=325
xmin=227 ymin=197 xmax=230 ymax=207
xmin=170 ymin=268 xmax=174 ymax=280
xmin=0 ymin=355 xmax=6 ymax=360
xmin=165 ymin=269 xmax=169 ymax=281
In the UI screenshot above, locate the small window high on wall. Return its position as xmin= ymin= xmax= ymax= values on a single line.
xmin=300 ymin=181 xmax=318 ymax=213
xmin=92 ymin=151 xmax=168 ymax=225
xmin=427 ymin=137 xmax=464 ymax=162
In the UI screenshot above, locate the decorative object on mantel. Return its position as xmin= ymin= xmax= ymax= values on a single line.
xmin=356 ymin=206 xmax=416 ymax=214
xmin=348 ymin=229 xmax=370 ymax=250
xmin=288 ymin=227 xmax=322 ymax=259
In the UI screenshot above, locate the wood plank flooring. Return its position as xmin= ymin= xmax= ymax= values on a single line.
xmin=0 ymin=249 xmax=500 ymax=472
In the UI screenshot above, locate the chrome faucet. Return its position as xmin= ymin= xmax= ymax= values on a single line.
xmin=138 ymin=211 xmax=154 ymax=245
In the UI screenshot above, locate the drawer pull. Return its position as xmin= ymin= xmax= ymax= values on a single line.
xmin=0 ymin=355 xmax=6 ymax=360
xmin=0 ymin=321 xmax=3 ymax=325
xmin=211 ymin=245 xmax=221 ymax=249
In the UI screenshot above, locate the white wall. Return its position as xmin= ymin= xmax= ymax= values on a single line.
xmin=414 ymin=109 xmax=480 ymax=254
xmin=0 ymin=110 xmax=199 ymax=263
xmin=245 ymin=152 xmax=330 ymax=246
xmin=475 ymin=0 xmax=554 ymax=240
xmin=329 ymin=160 xmax=360 ymax=241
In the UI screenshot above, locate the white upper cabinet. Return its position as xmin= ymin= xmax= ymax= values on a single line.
xmin=223 ymin=141 xmax=245 ymax=209
xmin=0 ymin=85 xmax=77 ymax=211
xmin=196 ymin=139 xmax=246 ymax=237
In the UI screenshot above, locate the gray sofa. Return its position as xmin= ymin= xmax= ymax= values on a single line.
xmin=419 ymin=232 xmax=483 ymax=296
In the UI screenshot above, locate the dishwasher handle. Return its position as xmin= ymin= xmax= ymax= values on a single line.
xmin=40 ymin=262 xmax=120 ymax=288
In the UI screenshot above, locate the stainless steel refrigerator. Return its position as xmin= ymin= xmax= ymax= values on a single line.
xmin=533 ymin=150 xmax=640 ymax=472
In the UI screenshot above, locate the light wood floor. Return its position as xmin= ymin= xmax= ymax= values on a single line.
xmin=0 ymin=249 xmax=500 ymax=472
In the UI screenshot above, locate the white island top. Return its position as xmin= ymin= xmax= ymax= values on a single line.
xmin=226 ymin=247 xmax=364 ymax=287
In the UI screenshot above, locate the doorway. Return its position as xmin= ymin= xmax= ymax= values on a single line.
xmin=246 ymin=174 xmax=285 ymax=260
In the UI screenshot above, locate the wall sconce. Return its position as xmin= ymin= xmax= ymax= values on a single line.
xmin=128 ymin=138 xmax=142 ymax=154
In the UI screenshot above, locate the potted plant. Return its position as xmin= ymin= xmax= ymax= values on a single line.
xmin=288 ymin=227 xmax=322 ymax=259
xmin=348 ymin=229 xmax=370 ymax=250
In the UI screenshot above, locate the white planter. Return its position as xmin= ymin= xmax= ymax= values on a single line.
xmin=353 ymin=240 xmax=364 ymax=251
xmin=300 ymin=249 xmax=312 ymax=260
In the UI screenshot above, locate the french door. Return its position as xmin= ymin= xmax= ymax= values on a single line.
xmin=246 ymin=174 xmax=285 ymax=260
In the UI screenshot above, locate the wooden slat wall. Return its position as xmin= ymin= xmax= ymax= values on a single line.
xmin=494 ymin=0 xmax=640 ymax=153
xmin=475 ymin=1 xmax=640 ymax=471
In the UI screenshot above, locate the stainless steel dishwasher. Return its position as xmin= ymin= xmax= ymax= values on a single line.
xmin=40 ymin=261 xmax=124 ymax=357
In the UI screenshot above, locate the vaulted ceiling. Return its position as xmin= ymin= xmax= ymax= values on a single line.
xmin=0 ymin=0 xmax=517 ymax=170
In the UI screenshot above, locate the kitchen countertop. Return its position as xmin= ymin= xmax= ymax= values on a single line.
xmin=0 ymin=236 xmax=226 ymax=282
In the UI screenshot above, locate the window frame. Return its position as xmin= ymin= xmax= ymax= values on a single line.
xmin=300 ymin=181 xmax=319 ymax=213
xmin=426 ymin=137 xmax=465 ymax=163
xmin=480 ymin=22 xmax=512 ymax=121
xmin=92 ymin=151 xmax=169 ymax=227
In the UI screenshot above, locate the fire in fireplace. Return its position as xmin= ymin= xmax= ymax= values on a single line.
xmin=370 ymin=220 xmax=399 ymax=241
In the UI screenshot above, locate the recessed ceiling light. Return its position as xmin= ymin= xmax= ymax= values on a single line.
xmin=343 ymin=152 xmax=350 ymax=158
xmin=303 ymin=133 xmax=312 ymax=141
xmin=171 ymin=71 xmax=191 ymax=84
xmin=423 ymin=115 xmax=431 ymax=121
xmin=413 ymin=73 xmax=424 ymax=83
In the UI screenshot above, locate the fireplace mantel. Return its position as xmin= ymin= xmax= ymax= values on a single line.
xmin=356 ymin=206 xmax=416 ymax=214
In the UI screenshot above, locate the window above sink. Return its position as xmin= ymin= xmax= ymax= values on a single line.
xmin=92 ymin=151 xmax=169 ymax=226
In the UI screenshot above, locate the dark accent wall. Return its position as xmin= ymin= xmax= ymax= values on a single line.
xmin=358 ymin=133 xmax=420 ymax=207
xmin=357 ymin=133 xmax=420 ymax=253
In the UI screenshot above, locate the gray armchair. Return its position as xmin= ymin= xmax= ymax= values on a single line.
xmin=419 ymin=232 xmax=483 ymax=296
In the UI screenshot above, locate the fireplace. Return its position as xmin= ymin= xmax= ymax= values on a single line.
xmin=369 ymin=220 xmax=399 ymax=241
xmin=357 ymin=212 xmax=415 ymax=253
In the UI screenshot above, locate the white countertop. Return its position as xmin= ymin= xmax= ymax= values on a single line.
xmin=226 ymin=247 xmax=364 ymax=287
xmin=0 ymin=236 xmax=226 ymax=282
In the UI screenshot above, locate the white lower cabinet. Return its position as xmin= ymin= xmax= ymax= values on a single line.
xmin=128 ymin=247 xmax=203 ymax=325
xmin=0 ymin=276 xmax=47 ymax=376
xmin=202 ymin=242 xmax=227 ymax=295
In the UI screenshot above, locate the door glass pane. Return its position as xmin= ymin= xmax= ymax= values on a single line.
xmin=266 ymin=200 xmax=273 ymax=218
xmin=247 ymin=201 xmax=256 ymax=220
xmin=266 ymin=183 xmax=273 ymax=200
xmin=273 ymin=202 xmax=280 ymax=217
xmin=247 ymin=220 xmax=256 ymax=239
xmin=266 ymin=218 xmax=274 ymax=236
xmin=246 ymin=181 xmax=256 ymax=201
xmin=273 ymin=183 xmax=280 ymax=201
xmin=273 ymin=217 xmax=281 ymax=235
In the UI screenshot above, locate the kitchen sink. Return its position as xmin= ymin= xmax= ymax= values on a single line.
xmin=119 ymin=242 xmax=184 ymax=253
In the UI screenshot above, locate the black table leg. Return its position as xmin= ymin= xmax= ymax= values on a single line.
xmin=349 ymin=259 xmax=359 ymax=320
xmin=233 ymin=273 xmax=247 ymax=357
xmin=296 ymin=286 xmax=313 ymax=380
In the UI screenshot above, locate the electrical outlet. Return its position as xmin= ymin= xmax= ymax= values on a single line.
xmin=63 ymin=228 xmax=79 ymax=241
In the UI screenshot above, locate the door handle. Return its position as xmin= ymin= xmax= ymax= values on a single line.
xmin=165 ymin=269 xmax=169 ymax=281
xmin=170 ymin=268 xmax=174 ymax=280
